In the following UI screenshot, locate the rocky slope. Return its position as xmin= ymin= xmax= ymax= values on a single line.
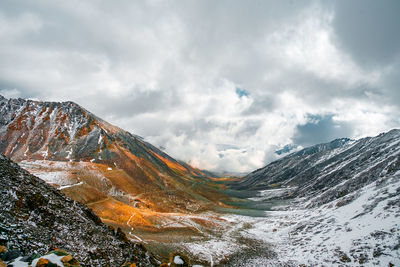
xmin=0 ymin=95 xmax=230 ymax=233
xmin=223 ymin=129 xmax=400 ymax=266
xmin=2 ymin=94 xmax=398 ymax=266
xmin=0 ymin=154 xmax=156 ymax=266
xmin=144 ymin=130 xmax=399 ymax=266
xmin=231 ymin=129 xmax=400 ymax=208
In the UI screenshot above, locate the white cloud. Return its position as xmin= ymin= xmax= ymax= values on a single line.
xmin=0 ymin=1 xmax=399 ymax=172
xmin=0 ymin=88 xmax=21 ymax=99
xmin=0 ymin=12 xmax=42 ymax=39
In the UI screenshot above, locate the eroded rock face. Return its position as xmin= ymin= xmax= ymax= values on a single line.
xmin=0 ymin=155 xmax=156 ymax=266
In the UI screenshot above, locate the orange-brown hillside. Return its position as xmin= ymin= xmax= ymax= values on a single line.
xmin=0 ymin=95 xmax=233 ymax=232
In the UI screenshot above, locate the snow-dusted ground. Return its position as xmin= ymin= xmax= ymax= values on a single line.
xmin=239 ymin=175 xmax=399 ymax=266
xmin=14 ymin=136 xmax=400 ymax=266
xmin=175 ymin=171 xmax=400 ymax=266
xmin=19 ymin=160 xmax=113 ymax=191
xmin=19 ymin=160 xmax=77 ymax=185
xmin=248 ymin=187 xmax=293 ymax=202
xmin=14 ymin=162 xmax=400 ymax=266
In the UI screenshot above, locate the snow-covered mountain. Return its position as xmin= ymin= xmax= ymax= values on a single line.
xmin=224 ymin=130 xmax=400 ymax=266
xmin=231 ymin=130 xmax=400 ymax=207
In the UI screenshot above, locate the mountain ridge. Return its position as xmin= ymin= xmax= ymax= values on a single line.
xmin=2 ymin=94 xmax=399 ymax=266
xmin=230 ymin=128 xmax=400 ymax=208
xmin=0 ymin=95 xmax=231 ymax=236
xmin=221 ymin=129 xmax=400 ymax=266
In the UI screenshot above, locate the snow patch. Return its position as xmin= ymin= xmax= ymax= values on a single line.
xmin=174 ymin=255 xmax=184 ymax=264
xmin=98 ymin=133 xmax=103 ymax=144
xmin=58 ymin=181 xmax=84 ymax=190
xmin=6 ymin=257 xmax=29 ymax=267
xmin=31 ymin=253 xmax=64 ymax=266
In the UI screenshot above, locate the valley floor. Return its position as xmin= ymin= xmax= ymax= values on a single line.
xmin=134 ymin=171 xmax=400 ymax=266
xmin=17 ymin=161 xmax=400 ymax=266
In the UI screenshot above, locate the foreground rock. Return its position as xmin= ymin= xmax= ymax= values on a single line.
xmin=0 ymin=155 xmax=156 ymax=266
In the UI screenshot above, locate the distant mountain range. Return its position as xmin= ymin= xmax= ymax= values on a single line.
xmin=230 ymin=130 xmax=399 ymax=208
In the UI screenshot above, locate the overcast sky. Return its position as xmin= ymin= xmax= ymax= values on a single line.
xmin=1 ymin=0 xmax=399 ymax=172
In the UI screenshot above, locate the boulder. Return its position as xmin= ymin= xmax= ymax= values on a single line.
xmin=61 ymin=254 xmax=73 ymax=262
xmin=52 ymin=249 xmax=69 ymax=256
xmin=36 ymin=258 xmax=50 ymax=267
xmin=1 ymin=250 xmax=21 ymax=261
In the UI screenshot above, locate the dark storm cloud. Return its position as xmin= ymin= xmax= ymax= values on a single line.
xmin=378 ymin=60 xmax=400 ymax=105
xmin=293 ymin=114 xmax=353 ymax=147
xmin=170 ymin=119 xmax=222 ymax=140
xmin=332 ymin=0 xmax=400 ymax=67
xmin=242 ymin=96 xmax=276 ymax=115
xmin=0 ymin=80 xmax=21 ymax=92
xmin=235 ymin=120 xmax=262 ymax=139
xmin=95 ymin=89 xmax=182 ymax=118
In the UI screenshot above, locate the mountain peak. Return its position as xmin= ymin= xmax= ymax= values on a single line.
xmin=0 ymin=96 xmax=99 ymax=160
xmin=0 ymin=96 xmax=227 ymax=219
